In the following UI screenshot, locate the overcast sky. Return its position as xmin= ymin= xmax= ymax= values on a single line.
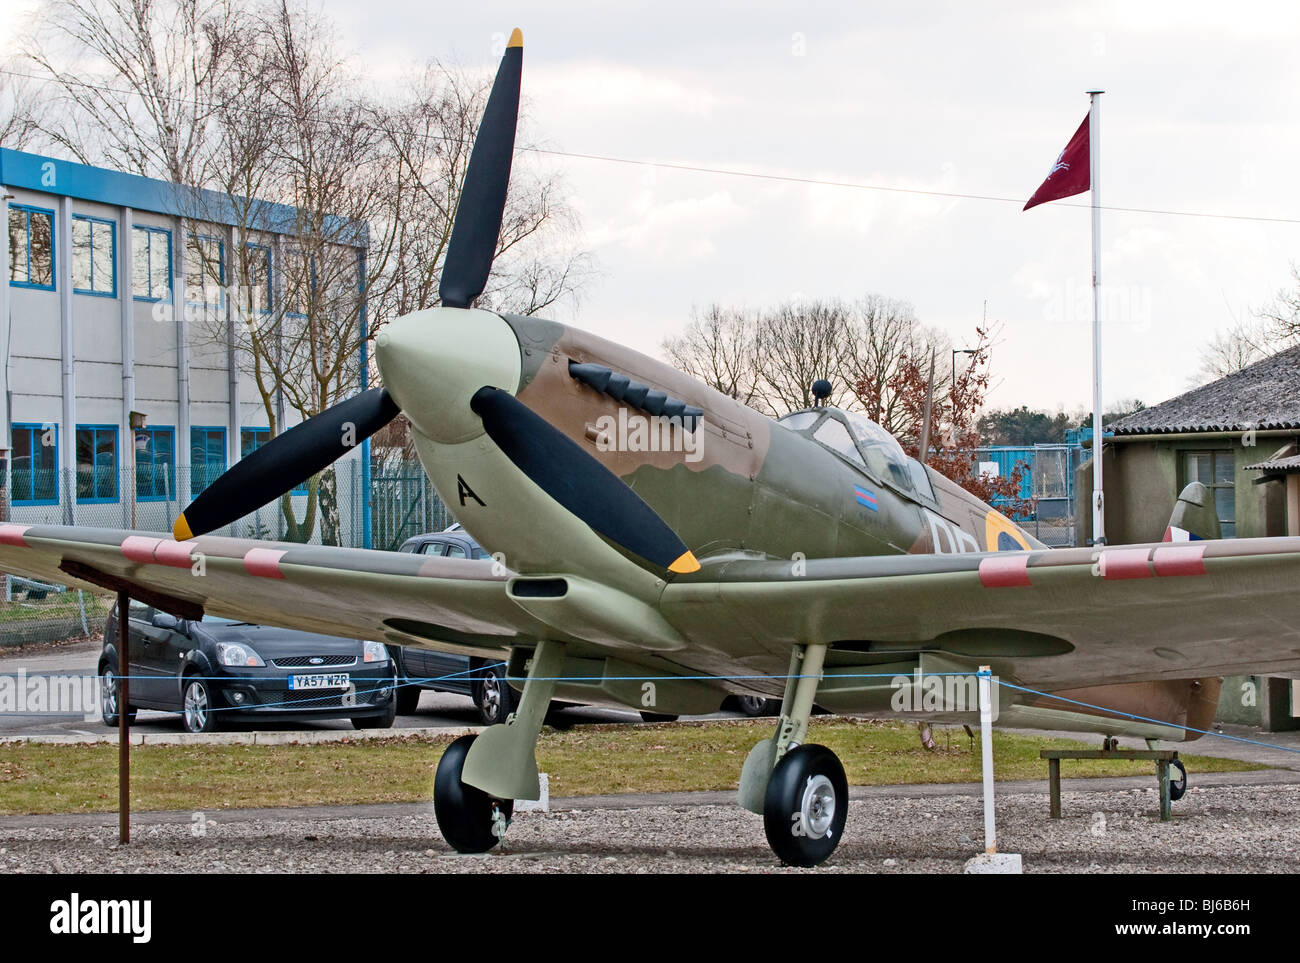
xmin=11 ymin=0 xmax=1300 ymax=414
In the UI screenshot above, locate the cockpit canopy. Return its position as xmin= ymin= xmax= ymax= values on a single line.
xmin=777 ymin=408 xmax=936 ymax=501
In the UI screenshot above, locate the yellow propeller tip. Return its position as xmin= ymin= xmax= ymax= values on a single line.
xmin=668 ymin=551 xmax=701 ymax=575
xmin=173 ymin=515 xmax=193 ymax=541
xmin=507 ymin=28 xmax=523 ymax=48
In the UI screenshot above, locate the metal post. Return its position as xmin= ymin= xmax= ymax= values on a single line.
xmin=117 ymin=589 xmax=130 ymax=844
xmin=1048 ymin=757 xmax=1061 ymax=818
xmin=978 ymin=665 xmax=996 ymax=854
xmin=1088 ymin=90 xmax=1106 ymax=545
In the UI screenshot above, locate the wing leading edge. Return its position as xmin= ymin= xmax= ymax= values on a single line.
xmin=0 ymin=523 xmax=543 ymax=656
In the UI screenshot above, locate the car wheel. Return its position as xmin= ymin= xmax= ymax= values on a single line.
xmin=735 ymin=695 xmax=778 ymax=717
xmin=639 ymin=711 xmax=679 ymax=723
xmin=352 ymin=695 xmax=398 ymax=730
xmin=181 ymin=676 xmax=219 ymax=734
xmin=475 ymin=664 xmax=515 ymax=726
xmin=99 ymin=663 xmax=137 ymax=728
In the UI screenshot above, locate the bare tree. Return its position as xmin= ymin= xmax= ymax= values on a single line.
xmin=0 ymin=70 xmax=42 ymax=149
xmin=661 ymin=304 xmax=761 ymax=405
xmin=1193 ymin=319 xmax=1276 ymax=385
xmin=21 ymin=0 xmax=241 ymax=183
xmin=1258 ymin=262 xmax=1300 ymax=348
xmin=839 ymin=294 xmax=950 ymax=438
xmin=752 ymin=298 xmax=852 ymax=415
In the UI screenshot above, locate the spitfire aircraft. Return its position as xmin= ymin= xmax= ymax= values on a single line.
xmin=4 ymin=30 xmax=1300 ymax=866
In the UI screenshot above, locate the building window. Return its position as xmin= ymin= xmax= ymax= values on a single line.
xmin=242 ymin=427 xmax=306 ymax=493
xmin=132 ymin=225 xmax=172 ymax=301
xmin=134 ymin=426 xmax=175 ymax=501
xmin=190 ymin=426 xmax=227 ymax=497
xmin=244 ymin=243 xmax=272 ymax=314
xmin=10 ymin=423 xmax=58 ymax=505
xmin=72 ymin=215 xmax=116 ymax=296
xmin=1183 ymin=450 xmax=1235 ymax=537
xmin=8 ymin=205 xmax=55 ymax=290
xmin=187 ymin=234 xmax=225 ymax=306
xmin=76 ymin=425 xmax=119 ymax=502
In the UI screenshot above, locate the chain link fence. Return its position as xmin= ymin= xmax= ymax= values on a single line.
xmin=972 ymin=444 xmax=1081 ymax=548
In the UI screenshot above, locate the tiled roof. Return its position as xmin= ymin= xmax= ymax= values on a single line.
xmin=1109 ymin=343 xmax=1300 ymax=436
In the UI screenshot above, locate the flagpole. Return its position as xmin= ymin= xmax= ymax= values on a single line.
xmin=1088 ymin=89 xmax=1105 ymax=545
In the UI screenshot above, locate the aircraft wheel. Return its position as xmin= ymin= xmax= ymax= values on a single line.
xmin=433 ymin=734 xmax=514 ymax=853
xmin=763 ymin=744 xmax=848 ymax=867
xmin=1169 ymin=759 xmax=1188 ymax=802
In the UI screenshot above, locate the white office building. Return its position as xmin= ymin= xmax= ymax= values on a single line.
xmin=0 ymin=147 xmax=371 ymax=543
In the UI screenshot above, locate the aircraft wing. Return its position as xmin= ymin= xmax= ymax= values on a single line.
xmin=661 ymin=536 xmax=1300 ymax=690
xmin=0 ymin=523 xmax=544 ymax=654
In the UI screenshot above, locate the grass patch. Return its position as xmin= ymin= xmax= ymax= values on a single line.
xmin=0 ymin=718 xmax=1262 ymax=816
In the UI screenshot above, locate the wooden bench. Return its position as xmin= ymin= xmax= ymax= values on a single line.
xmin=1039 ymin=749 xmax=1182 ymax=821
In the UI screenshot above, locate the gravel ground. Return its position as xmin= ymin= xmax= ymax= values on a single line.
xmin=4 ymin=781 xmax=1299 ymax=873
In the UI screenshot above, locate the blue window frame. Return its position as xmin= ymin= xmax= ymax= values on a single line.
xmin=244 ymin=242 xmax=272 ymax=314
xmin=187 ymin=234 xmax=225 ymax=306
xmin=72 ymin=214 xmax=117 ymax=297
xmin=242 ymin=427 xmax=306 ymax=494
xmin=8 ymin=204 xmax=55 ymax=290
xmin=10 ymin=423 xmax=58 ymax=505
xmin=132 ymin=225 xmax=172 ymax=301
xmin=134 ymin=426 xmax=175 ymax=501
xmin=75 ymin=424 xmax=119 ymax=503
xmin=190 ymin=426 xmax=227 ymax=497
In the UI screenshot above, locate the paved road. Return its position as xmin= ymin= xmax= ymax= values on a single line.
xmin=0 ymin=639 xmax=744 ymax=737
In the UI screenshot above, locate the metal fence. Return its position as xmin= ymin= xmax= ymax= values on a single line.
xmin=972 ymin=444 xmax=1082 ymax=548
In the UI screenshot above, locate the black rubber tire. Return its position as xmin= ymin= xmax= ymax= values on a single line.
xmin=735 ymin=695 xmax=778 ymax=717
xmin=763 ymin=744 xmax=849 ymax=867
xmin=352 ymin=696 xmax=397 ymax=730
xmin=474 ymin=664 xmax=515 ymax=726
xmin=1169 ymin=758 xmax=1188 ymax=802
xmin=181 ymin=676 xmax=220 ymax=734
xmin=433 ymin=734 xmax=514 ymax=853
xmin=99 ymin=663 xmax=137 ymax=727
xmin=395 ymin=684 xmax=421 ymax=715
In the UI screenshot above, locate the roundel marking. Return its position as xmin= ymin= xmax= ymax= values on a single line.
xmin=985 ymin=510 xmax=1031 ymax=552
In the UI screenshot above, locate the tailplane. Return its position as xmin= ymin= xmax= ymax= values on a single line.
xmin=1164 ymin=481 xmax=1220 ymax=542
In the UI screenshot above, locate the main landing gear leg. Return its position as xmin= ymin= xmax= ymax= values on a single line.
xmin=738 ymin=643 xmax=848 ymax=867
xmin=433 ymin=640 xmax=565 ymax=853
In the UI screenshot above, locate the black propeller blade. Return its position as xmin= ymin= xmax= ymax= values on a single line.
xmin=173 ymin=388 xmax=401 ymax=540
xmin=470 ymin=386 xmax=701 ymax=574
xmin=439 ymin=29 xmax=523 ymax=310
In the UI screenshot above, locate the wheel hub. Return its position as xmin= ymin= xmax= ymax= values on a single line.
xmin=799 ymin=774 xmax=836 ymax=838
xmin=185 ymin=682 xmax=209 ymax=730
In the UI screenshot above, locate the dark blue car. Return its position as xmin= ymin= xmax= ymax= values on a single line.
xmin=101 ymin=600 xmax=397 ymax=733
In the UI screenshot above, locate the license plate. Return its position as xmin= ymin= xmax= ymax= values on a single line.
xmin=288 ymin=673 xmax=350 ymax=691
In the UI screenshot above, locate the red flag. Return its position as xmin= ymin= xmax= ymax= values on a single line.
xmin=1023 ymin=112 xmax=1090 ymax=210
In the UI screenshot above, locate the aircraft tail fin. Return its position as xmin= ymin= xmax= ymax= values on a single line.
xmin=1164 ymin=481 xmax=1220 ymax=542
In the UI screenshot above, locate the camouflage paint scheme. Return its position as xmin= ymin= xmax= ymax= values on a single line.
xmin=6 ymin=312 xmax=1300 ymax=743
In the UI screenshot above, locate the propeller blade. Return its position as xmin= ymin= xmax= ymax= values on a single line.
xmin=470 ymin=386 xmax=701 ymax=574
xmin=439 ymin=28 xmax=523 ymax=310
xmin=173 ymin=388 xmax=401 ymax=539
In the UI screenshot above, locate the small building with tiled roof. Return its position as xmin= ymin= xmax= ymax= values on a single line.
xmin=1074 ymin=345 xmax=1300 ymax=730
xmin=1076 ymin=343 xmax=1300 ymax=547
